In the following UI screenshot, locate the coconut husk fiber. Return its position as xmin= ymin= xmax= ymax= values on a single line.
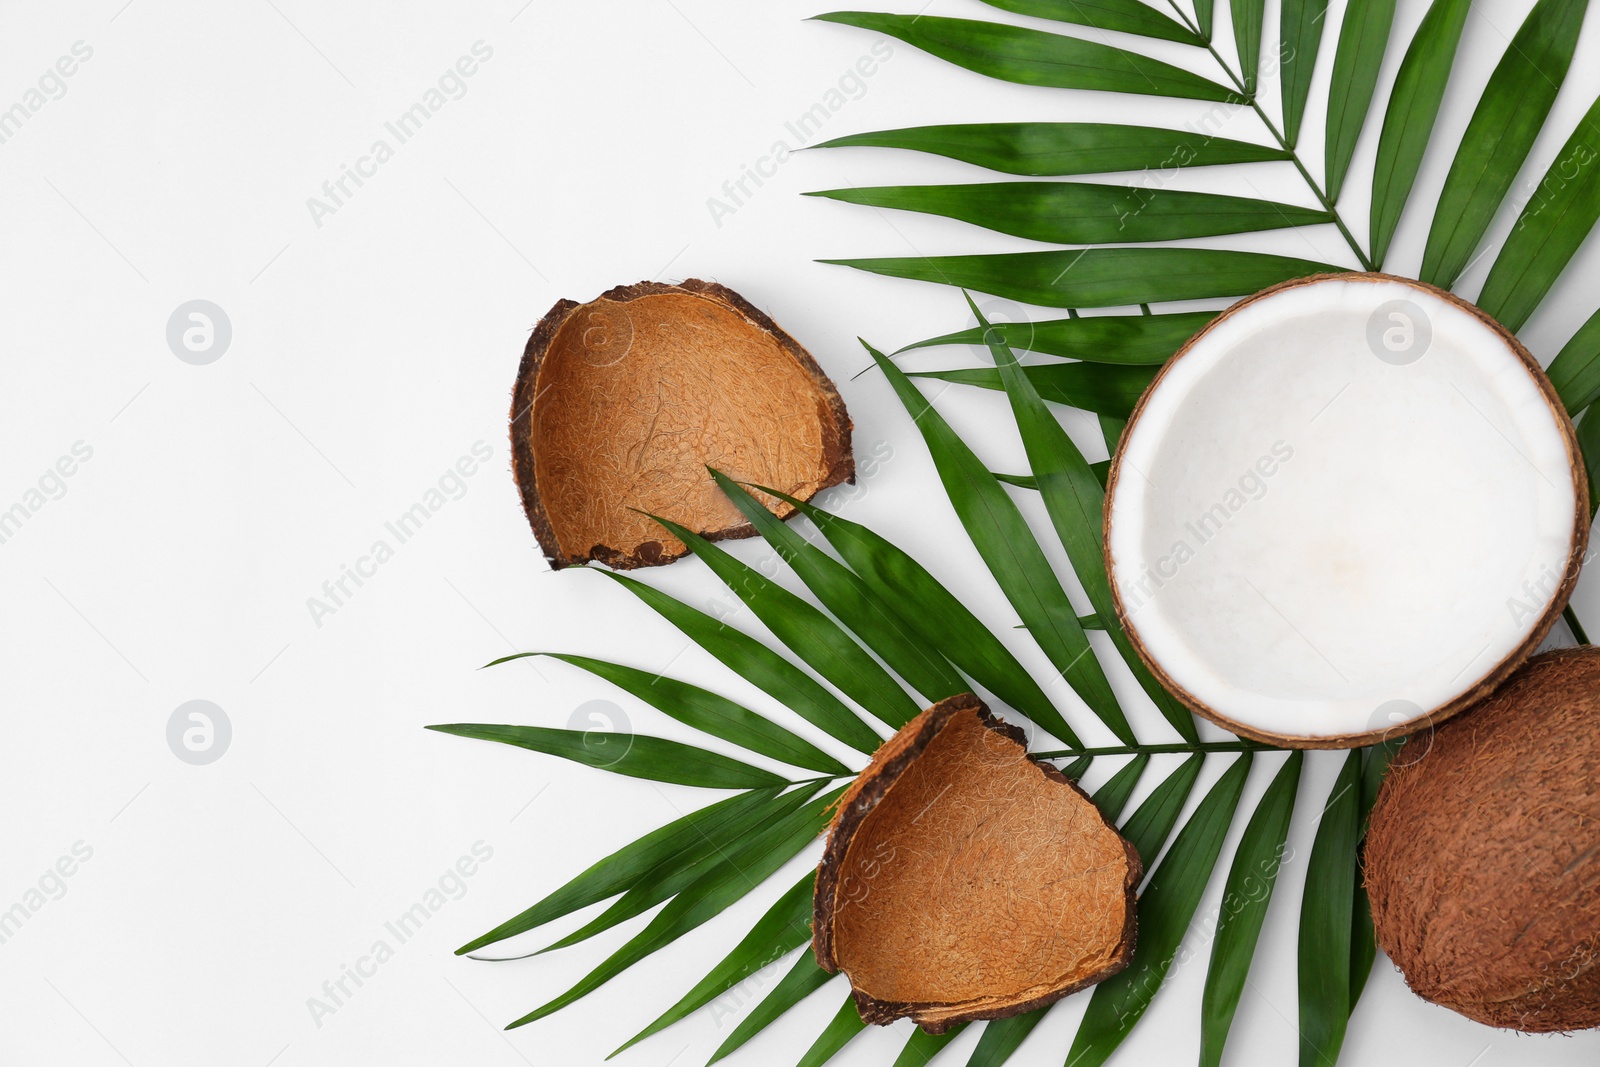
xmin=510 ymin=279 xmax=853 ymax=569
xmin=1365 ymin=647 xmax=1600 ymax=1032
xmin=813 ymin=694 xmax=1140 ymax=1033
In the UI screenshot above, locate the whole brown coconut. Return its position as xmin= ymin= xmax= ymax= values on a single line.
xmin=1365 ymin=647 xmax=1600 ymax=1032
xmin=813 ymin=694 xmax=1140 ymax=1033
xmin=510 ymin=280 xmax=853 ymax=569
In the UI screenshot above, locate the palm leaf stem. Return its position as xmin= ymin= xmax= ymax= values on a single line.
xmin=1162 ymin=0 xmax=1375 ymax=270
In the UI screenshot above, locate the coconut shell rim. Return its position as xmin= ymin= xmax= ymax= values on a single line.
xmin=812 ymin=693 xmax=1141 ymax=1032
xmin=1101 ymin=271 xmax=1589 ymax=750
xmin=508 ymin=278 xmax=855 ymax=570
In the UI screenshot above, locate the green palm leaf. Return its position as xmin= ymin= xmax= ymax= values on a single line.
xmin=1119 ymin=751 xmax=1206 ymax=862
xmin=814 ymin=122 xmax=1286 ymax=176
xmin=708 ymin=952 xmax=837 ymax=1065
xmin=648 ymin=513 xmax=922 ymax=729
xmin=898 ymin=310 xmax=1212 ymax=365
xmin=1419 ymin=0 xmax=1588 ymax=288
xmin=1368 ymin=0 xmax=1472 ymax=268
xmin=1068 ymin=753 xmax=1254 ymax=1067
xmin=1297 ymin=750 xmax=1364 ymax=1066
xmin=613 ymin=871 xmax=816 ymax=1056
xmin=1230 ymin=0 xmax=1265 ymax=93
xmin=1323 ymin=0 xmax=1398 ymax=202
xmin=964 ymin=1013 xmax=1044 ymax=1067
xmin=496 ymin=652 xmax=849 ymax=776
xmin=1582 ymin=408 xmax=1600 ymax=516
xmin=975 ymin=297 xmax=1197 ymax=740
xmin=910 ymin=361 xmax=1157 ymax=419
xmin=1546 ymin=305 xmax=1600 ymax=414
xmin=893 ymin=1025 xmax=964 ymax=1066
xmin=756 ymin=485 xmax=1079 ymax=743
xmin=709 ymin=469 xmax=967 ymax=703
xmin=808 ymin=182 xmax=1329 ymax=244
xmin=867 ymin=339 xmax=1127 ymax=744
xmin=452 ymin=785 xmax=783 ymax=955
xmin=1349 ymin=739 xmax=1401 ymax=1007
xmin=1199 ymin=752 xmax=1304 ymax=1067
xmin=980 ymin=0 xmax=1202 ymax=44
xmin=507 ymin=783 xmax=845 ymax=1028
xmin=811 ymin=12 xmax=1237 ymax=101
xmin=423 ymin=724 xmax=785 ymax=790
xmin=797 ymin=996 xmax=869 ymax=1067
xmin=600 ymin=570 xmax=885 ymax=755
xmin=1279 ymin=0 xmax=1329 ymax=147
xmin=1476 ymin=93 xmax=1600 ymax=332
xmin=822 ymin=248 xmax=1339 ymax=308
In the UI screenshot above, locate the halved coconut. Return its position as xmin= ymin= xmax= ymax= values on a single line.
xmin=813 ymin=694 xmax=1139 ymax=1032
xmin=1104 ymin=273 xmax=1586 ymax=748
xmin=510 ymin=280 xmax=853 ymax=569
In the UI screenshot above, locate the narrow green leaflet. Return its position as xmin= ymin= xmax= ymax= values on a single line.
xmin=599 ymin=570 xmax=884 ymax=755
xmin=893 ymin=1025 xmax=963 ymax=1066
xmin=1420 ymin=0 xmax=1587 ymax=288
xmin=1581 ymin=408 xmax=1600 ymax=516
xmin=755 ymin=486 xmax=1075 ymax=744
xmin=1231 ymin=0 xmax=1265 ymax=93
xmin=1280 ymin=0 xmax=1329 ymax=147
xmin=965 ymin=1012 xmax=1046 ymax=1066
xmin=649 ymin=513 xmax=922 ymax=729
xmin=810 ymin=13 xmax=1237 ymax=101
xmin=1062 ymin=753 xmax=1095 ymax=780
xmin=1194 ymin=0 xmax=1215 ymax=40
xmin=710 ymin=469 xmax=967 ymax=702
xmin=508 ymin=783 xmax=845 ymax=1028
xmin=1478 ymin=93 xmax=1600 ymax=332
xmin=979 ymin=0 xmax=1201 ymax=44
xmin=1093 ymin=752 xmax=1151 ymax=821
xmin=503 ymin=653 xmax=849 ymax=776
xmin=797 ymin=995 xmax=869 ymax=1067
xmin=613 ymin=872 xmax=815 ymax=1056
xmin=1118 ymin=752 xmax=1206 ymax=864
xmin=821 ymin=248 xmax=1338 ymax=308
xmin=539 ymin=784 xmax=822 ymax=954
xmin=1199 ymin=752 xmax=1304 ymax=1067
xmin=1324 ymin=0 xmax=1398 ymax=202
xmin=453 ymin=785 xmax=782 ymax=955
xmin=1350 ymin=739 xmax=1401 ymax=1007
xmin=910 ymin=361 xmax=1157 ymax=419
xmin=898 ymin=310 xmax=1212 ymax=365
xmin=423 ymin=724 xmax=784 ymax=790
xmin=1099 ymin=413 xmax=1126 ymax=456
xmin=1547 ymin=305 xmax=1600 ymax=414
xmin=993 ymin=464 xmax=1110 ymax=491
xmin=708 ymin=952 xmax=836 ymax=1065
xmin=814 ymin=122 xmax=1286 ymax=177
xmin=1068 ymin=753 xmax=1254 ymax=1067
xmin=808 ymin=182 xmax=1328 ymax=244
xmin=1297 ymin=750 xmax=1363 ymax=1067
xmin=1368 ymin=0 xmax=1471 ymax=268
xmin=867 ymin=340 xmax=1128 ymax=744
xmin=975 ymin=298 xmax=1196 ymax=740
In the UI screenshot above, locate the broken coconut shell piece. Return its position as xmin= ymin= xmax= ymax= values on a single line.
xmin=813 ymin=694 xmax=1139 ymax=1033
xmin=510 ymin=279 xmax=853 ymax=569
xmin=1104 ymin=272 xmax=1587 ymax=749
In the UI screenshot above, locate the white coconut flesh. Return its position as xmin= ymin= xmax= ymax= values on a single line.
xmin=1106 ymin=276 xmax=1581 ymax=743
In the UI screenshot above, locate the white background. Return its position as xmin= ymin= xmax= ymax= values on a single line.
xmin=3 ymin=1 xmax=1599 ymax=1065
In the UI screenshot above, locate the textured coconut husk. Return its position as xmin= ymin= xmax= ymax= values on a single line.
xmin=509 ymin=279 xmax=854 ymax=569
xmin=1365 ymin=647 xmax=1600 ymax=1032
xmin=812 ymin=694 xmax=1140 ymax=1033
xmin=1103 ymin=272 xmax=1588 ymax=749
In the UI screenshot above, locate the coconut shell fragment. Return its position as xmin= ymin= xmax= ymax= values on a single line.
xmin=813 ymin=694 xmax=1140 ymax=1033
xmin=510 ymin=279 xmax=853 ymax=569
xmin=1365 ymin=647 xmax=1600 ymax=1032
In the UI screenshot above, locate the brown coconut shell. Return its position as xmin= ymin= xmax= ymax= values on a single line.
xmin=509 ymin=279 xmax=854 ymax=569
xmin=1103 ymin=272 xmax=1588 ymax=749
xmin=1365 ymin=647 xmax=1600 ymax=1032
xmin=813 ymin=694 xmax=1140 ymax=1033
